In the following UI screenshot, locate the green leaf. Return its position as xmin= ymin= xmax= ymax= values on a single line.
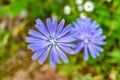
xmin=108 ymin=49 xmax=120 ymax=63
xmin=8 ymin=0 xmax=28 ymax=18
xmin=0 ymin=6 xmax=9 ymax=17
xmin=2 ymin=33 xmax=9 ymax=46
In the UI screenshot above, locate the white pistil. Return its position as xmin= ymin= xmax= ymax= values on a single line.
xmin=84 ymin=38 xmax=89 ymax=44
xmin=49 ymin=38 xmax=57 ymax=46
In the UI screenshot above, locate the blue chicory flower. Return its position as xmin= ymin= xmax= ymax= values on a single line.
xmin=72 ymin=18 xmax=106 ymax=60
xmin=26 ymin=16 xmax=75 ymax=67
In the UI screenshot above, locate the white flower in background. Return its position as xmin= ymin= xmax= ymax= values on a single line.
xmin=84 ymin=1 xmax=94 ymax=12
xmin=64 ymin=5 xmax=71 ymax=15
xmin=80 ymin=12 xmax=87 ymax=19
xmin=78 ymin=5 xmax=83 ymax=11
xmin=19 ymin=10 xmax=27 ymax=19
xmin=76 ymin=0 xmax=83 ymax=5
xmin=106 ymin=0 xmax=112 ymax=3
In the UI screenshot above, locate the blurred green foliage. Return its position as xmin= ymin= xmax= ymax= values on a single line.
xmin=0 ymin=0 xmax=120 ymax=79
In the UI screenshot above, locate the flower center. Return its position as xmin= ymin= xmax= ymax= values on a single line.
xmin=84 ymin=38 xmax=89 ymax=44
xmin=87 ymin=5 xmax=91 ymax=9
xmin=49 ymin=37 xmax=57 ymax=46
